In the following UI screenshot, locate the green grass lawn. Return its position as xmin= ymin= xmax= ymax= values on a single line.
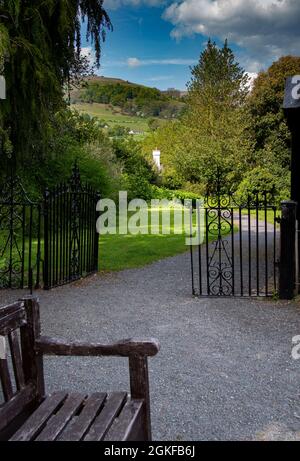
xmin=99 ymin=233 xmax=191 ymax=271
xmin=98 ymin=206 xmax=231 ymax=272
xmin=72 ymin=103 xmax=150 ymax=133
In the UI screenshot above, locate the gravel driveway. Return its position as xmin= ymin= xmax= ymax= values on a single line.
xmin=1 ymin=246 xmax=300 ymax=441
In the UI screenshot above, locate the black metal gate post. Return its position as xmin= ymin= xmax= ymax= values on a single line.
xmin=279 ymin=200 xmax=297 ymax=300
xmin=43 ymin=188 xmax=50 ymax=290
xmin=283 ymin=76 xmax=300 ymax=293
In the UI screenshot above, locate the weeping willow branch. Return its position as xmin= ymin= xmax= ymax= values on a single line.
xmin=0 ymin=0 xmax=112 ymax=167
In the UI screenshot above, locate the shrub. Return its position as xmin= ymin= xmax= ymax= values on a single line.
xmin=150 ymin=186 xmax=201 ymax=207
xmin=236 ymin=166 xmax=290 ymax=205
xmin=19 ymin=109 xmax=121 ymax=200
xmin=113 ymin=137 xmax=157 ymax=200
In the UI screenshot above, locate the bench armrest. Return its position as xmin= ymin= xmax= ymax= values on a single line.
xmin=35 ymin=336 xmax=160 ymax=357
xmin=36 ymin=335 xmax=159 ymax=441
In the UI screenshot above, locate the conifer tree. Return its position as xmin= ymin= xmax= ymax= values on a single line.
xmin=175 ymin=40 xmax=252 ymax=193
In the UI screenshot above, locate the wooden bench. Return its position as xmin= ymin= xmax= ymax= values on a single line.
xmin=0 ymin=296 xmax=160 ymax=441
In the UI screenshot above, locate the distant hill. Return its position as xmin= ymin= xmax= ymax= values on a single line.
xmin=85 ymin=76 xmax=146 ymax=86
xmin=71 ymin=76 xmax=186 ymax=120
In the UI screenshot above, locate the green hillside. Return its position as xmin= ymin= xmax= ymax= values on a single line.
xmin=72 ymin=102 xmax=150 ymax=134
xmin=70 ymin=76 xmax=184 ymax=136
xmin=71 ymin=76 xmax=185 ymax=119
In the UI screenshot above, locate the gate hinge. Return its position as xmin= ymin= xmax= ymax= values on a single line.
xmin=275 ymin=216 xmax=281 ymax=224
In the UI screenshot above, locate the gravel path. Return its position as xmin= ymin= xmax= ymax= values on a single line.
xmin=1 ymin=236 xmax=300 ymax=440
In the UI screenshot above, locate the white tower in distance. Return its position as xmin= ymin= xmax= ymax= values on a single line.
xmin=152 ymin=148 xmax=161 ymax=171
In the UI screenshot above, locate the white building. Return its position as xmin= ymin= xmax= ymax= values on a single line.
xmin=152 ymin=149 xmax=161 ymax=171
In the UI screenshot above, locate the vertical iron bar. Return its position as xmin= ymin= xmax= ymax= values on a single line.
xmin=83 ymin=190 xmax=88 ymax=273
xmin=88 ymin=188 xmax=93 ymax=273
xmin=94 ymin=192 xmax=100 ymax=273
xmin=264 ymin=193 xmax=268 ymax=296
xmin=59 ymin=184 xmax=63 ymax=285
xmin=274 ymin=207 xmax=277 ymax=292
xmin=218 ymin=209 xmax=222 ymax=296
xmin=49 ymin=192 xmax=52 ymax=288
xmin=231 ymin=207 xmax=235 ymax=296
xmin=55 ymin=186 xmax=59 ymax=286
xmin=206 ymin=208 xmax=210 ymax=295
xmin=43 ymin=189 xmax=49 ymax=290
xmin=78 ymin=189 xmax=82 ymax=278
xmin=52 ymin=188 xmax=55 ymax=286
xmin=28 ymin=205 xmax=33 ymax=292
xmin=8 ymin=195 xmax=13 ymax=288
xmin=61 ymin=184 xmax=65 ymax=284
xmin=239 ymin=207 xmax=243 ymax=297
xmin=256 ymin=194 xmax=259 ymax=296
xmin=21 ymin=205 xmax=26 ymax=288
xmin=67 ymin=190 xmax=71 ymax=282
xmin=35 ymin=204 xmax=41 ymax=289
xmin=248 ymin=196 xmax=252 ymax=297
xmin=197 ymin=202 xmax=202 ymax=295
xmin=69 ymin=189 xmax=72 ymax=281
xmin=52 ymin=186 xmax=55 ymax=286
xmin=64 ymin=184 xmax=68 ymax=284
xmin=190 ymin=206 xmax=195 ymax=295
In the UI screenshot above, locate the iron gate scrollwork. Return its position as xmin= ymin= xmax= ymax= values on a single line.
xmin=1 ymin=163 xmax=100 ymax=291
xmin=43 ymin=163 xmax=100 ymax=289
xmin=205 ymin=193 xmax=235 ymax=296
xmin=190 ymin=184 xmax=279 ymax=298
xmin=0 ymin=176 xmax=41 ymax=290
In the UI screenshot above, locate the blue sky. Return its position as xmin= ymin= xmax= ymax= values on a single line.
xmin=81 ymin=0 xmax=300 ymax=90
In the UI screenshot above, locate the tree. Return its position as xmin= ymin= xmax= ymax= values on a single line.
xmin=0 ymin=0 xmax=111 ymax=168
xmin=173 ymin=40 xmax=252 ymax=193
xmin=247 ymin=56 xmax=300 ymax=172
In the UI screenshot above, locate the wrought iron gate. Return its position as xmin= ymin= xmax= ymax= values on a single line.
xmin=0 ymin=176 xmax=42 ymax=290
xmin=190 ymin=190 xmax=279 ymax=297
xmin=1 ymin=164 xmax=100 ymax=291
xmin=43 ymin=163 xmax=100 ymax=289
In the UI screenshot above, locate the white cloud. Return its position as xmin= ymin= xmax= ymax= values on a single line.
xmin=127 ymin=57 xmax=142 ymax=67
xmin=80 ymin=47 xmax=95 ymax=65
xmin=163 ymin=0 xmax=300 ymax=71
xmin=127 ymin=57 xmax=196 ymax=67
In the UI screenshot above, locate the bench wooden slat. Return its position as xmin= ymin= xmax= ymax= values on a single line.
xmin=0 ymin=383 xmax=36 ymax=433
xmin=10 ymin=392 xmax=67 ymax=441
xmin=84 ymin=392 xmax=127 ymax=441
xmin=104 ymin=399 xmax=144 ymax=441
xmin=36 ymin=393 xmax=87 ymax=441
xmin=0 ymin=358 xmax=13 ymax=401
xmin=58 ymin=393 xmax=107 ymax=441
xmin=0 ymin=311 xmax=26 ymax=336
xmin=0 ymin=302 xmax=24 ymax=317
xmin=8 ymin=331 xmax=25 ymax=390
